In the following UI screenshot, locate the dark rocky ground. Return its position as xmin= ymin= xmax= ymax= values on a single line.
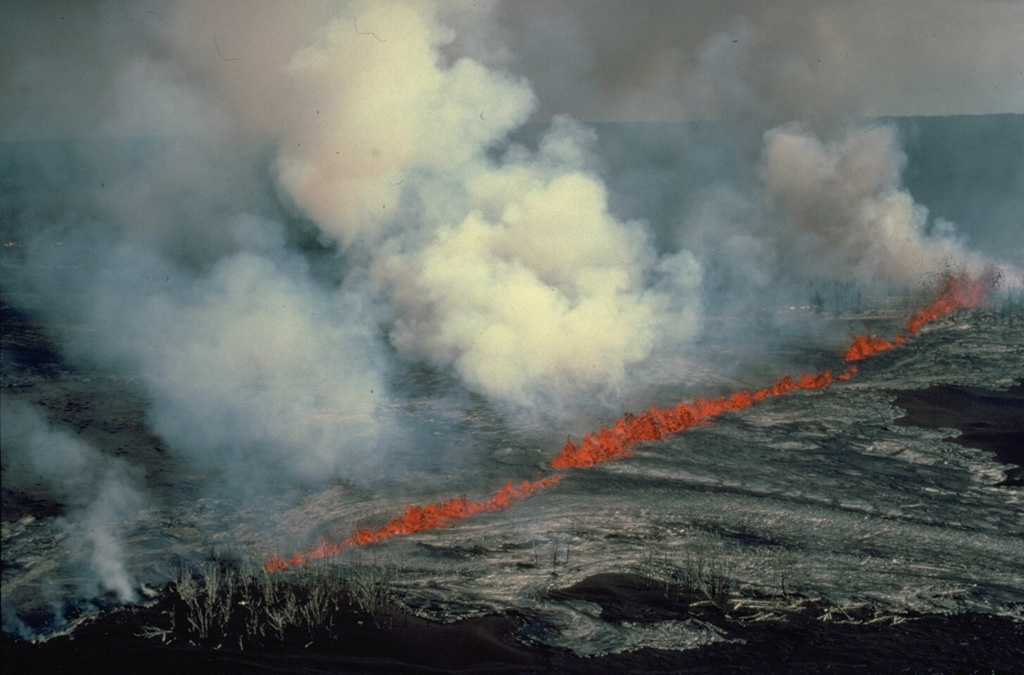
xmin=892 ymin=381 xmax=1024 ymax=487
xmin=3 ymin=571 xmax=1022 ymax=674
xmin=3 ymin=297 xmax=1023 ymax=673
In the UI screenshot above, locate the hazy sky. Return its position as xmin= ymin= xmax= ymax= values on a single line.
xmin=491 ymin=0 xmax=1024 ymax=121
xmin=2 ymin=0 xmax=1022 ymax=141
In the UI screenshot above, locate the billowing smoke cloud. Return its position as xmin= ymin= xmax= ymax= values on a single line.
xmin=1 ymin=398 xmax=143 ymax=602
xmin=760 ymin=123 xmax=983 ymax=287
xmin=270 ymin=2 xmax=703 ymax=412
xmin=378 ymin=123 xmax=702 ymax=409
xmin=12 ymin=212 xmax=398 ymax=487
xmin=2 ymin=0 xmax=1016 ymax=474
xmin=126 ymin=216 xmax=396 ymax=484
xmin=664 ymin=120 xmax=993 ymax=340
xmin=276 ymin=1 xmax=535 ymax=241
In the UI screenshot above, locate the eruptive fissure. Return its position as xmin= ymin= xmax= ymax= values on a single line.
xmin=267 ymin=273 xmax=991 ymax=570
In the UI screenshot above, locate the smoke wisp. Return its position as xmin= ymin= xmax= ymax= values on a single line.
xmin=1 ymin=398 xmax=144 ymax=621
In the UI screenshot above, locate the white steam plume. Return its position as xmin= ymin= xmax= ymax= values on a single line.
xmin=275 ymin=3 xmax=703 ymax=413
xmin=2 ymin=1 xmax=1009 ymax=467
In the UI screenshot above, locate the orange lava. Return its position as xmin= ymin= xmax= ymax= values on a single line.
xmin=836 ymin=365 xmax=859 ymax=382
xmin=551 ymin=371 xmax=834 ymax=469
xmin=841 ymin=334 xmax=899 ymax=362
xmin=843 ymin=272 xmax=991 ymax=362
xmin=554 ymin=272 xmax=993 ymax=468
xmin=266 ymin=476 xmax=560 ymax=571
xmin=903 ymin=273 xmax=990 ymax=335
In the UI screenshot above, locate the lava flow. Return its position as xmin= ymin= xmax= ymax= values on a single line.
xmin=267 ymin=273 xmax=992 ymax=569
xmin=266 ymin=476 xmax=560 ymax=570
xmin=551 ymin=371 xmax=834 ymax=469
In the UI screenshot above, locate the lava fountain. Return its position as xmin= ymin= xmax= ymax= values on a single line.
xmin=842 ymin=272 xmax=993 ymax=362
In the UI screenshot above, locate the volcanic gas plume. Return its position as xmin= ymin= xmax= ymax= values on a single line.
xmin=266 ymin=272 xmax=992 ymax=569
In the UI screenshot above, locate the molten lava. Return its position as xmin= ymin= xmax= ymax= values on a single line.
xmin=903 ymin=273 xmax=990 ymax=335
xmin=836 ymin=365 xmax=859 ymax=382
xmin=841 ymin=334 xmax=900 ymax=362
xmin=551 ymin=371 xmax=834 ymax=469
xmin=266 ymin=476 xmax=559 ymax=571
xmin=844 ymin=272 xmax=991 ymax=362
xmin=268 ymin=273 xmax=992 ymax=569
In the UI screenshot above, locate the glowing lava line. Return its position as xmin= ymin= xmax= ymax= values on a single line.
xmin=555 ymin=271 xmax=992 ymax=469
xmin=551 ymin=372 xmax=834 ymax=469
xmin=266 ymin=477 xmax=560 ymax=570
xmin=842 ymin=272 xmax=990 ymax=362
xmin=267 ymin=272 xmax=991 ymax=569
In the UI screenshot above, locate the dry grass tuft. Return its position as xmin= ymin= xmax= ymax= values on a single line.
xmin=162 ymin=556 xmax=404 ymax=648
